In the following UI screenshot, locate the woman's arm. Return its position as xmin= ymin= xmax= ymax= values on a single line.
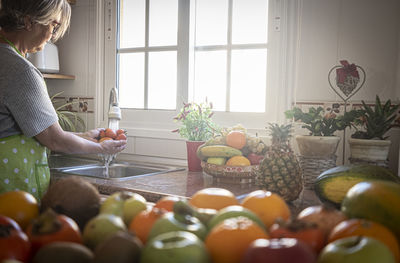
xmin=35 ymin=123 xmax=126 ymax=155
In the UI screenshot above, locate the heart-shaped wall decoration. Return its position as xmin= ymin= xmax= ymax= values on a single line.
xmin=328 ymin=60 xmax=366 ymax=102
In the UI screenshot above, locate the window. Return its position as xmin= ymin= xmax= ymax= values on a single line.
xmin=103 ymin=0 xmax=295 ymax=130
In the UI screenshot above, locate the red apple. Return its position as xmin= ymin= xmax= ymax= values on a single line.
xmin=241 ymin=238 xmax=317 ymax=263
xmin=247 ymin=153 xmax=264 ymax=165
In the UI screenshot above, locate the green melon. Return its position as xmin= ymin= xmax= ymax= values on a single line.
xmin=314 ymin=165 xmax=400 ymax=206
xmin=341 ymin=180 xmax=400 ymax=240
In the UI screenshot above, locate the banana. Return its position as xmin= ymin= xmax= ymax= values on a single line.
xmin=200 ymin=145 xmax=242 ymax=158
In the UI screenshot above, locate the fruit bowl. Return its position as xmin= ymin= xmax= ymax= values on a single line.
xmin=201 ymin=161 xmax=259 ymax=184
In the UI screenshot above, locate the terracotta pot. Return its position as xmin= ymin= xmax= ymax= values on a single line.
xmin=186 ymin=141 xmax=205 ymax=172
xmin=348 ymin=138 xmax=391 ymax=161
xmin=295 ymin=135 xmax=341 ymax=157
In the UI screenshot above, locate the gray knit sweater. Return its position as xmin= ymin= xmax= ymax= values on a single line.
xmin=0 ymin=43 xmax=58 ymax=138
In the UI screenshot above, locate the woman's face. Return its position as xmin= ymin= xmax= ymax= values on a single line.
xmin=27 ymin=14 xmax=61 ymax=53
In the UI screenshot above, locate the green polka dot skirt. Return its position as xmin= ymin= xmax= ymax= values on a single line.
xmin=0 ymin=134 xmax=50 ymax=200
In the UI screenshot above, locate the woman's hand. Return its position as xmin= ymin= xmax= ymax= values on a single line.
xmin=100 ymin=139 xmax=127 ymax=154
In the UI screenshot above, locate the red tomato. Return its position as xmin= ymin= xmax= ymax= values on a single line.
xmin=269 ymin=219 xmax=326 ymax=253
xmin=25 ymin=209 xmax=82 ymax=254
xmin=116 ymin=129 xmax=126 ymax=135
xmin=0 ymin=215 xmax=31 ymax=262
xmin=116 ymin=133 xmax=127 ymax=140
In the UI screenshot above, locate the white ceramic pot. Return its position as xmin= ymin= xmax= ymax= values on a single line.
xmin=348 ymin=138 xmax=391 ymax=161
xmin=295 ymin=135 xmax=341 ymax=157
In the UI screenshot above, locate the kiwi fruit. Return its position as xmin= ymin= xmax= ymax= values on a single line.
xmin=93 ymin=231 xmax=143 ymax=263
xmin=41 ymin=177 xmax=101 ymax=230
xmin=33 ymin=242 xmax=94 ymax=263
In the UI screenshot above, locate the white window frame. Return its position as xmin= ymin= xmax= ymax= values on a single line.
xmin=95 ymin=0 xmax=300 ymax=160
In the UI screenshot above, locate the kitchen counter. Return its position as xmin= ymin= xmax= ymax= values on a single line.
xmin=50 ymin=165 xmax=323 ymax=215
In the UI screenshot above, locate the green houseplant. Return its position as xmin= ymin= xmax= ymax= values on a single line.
xmin=51 ymin=91 xmax=86 ymax=132
xmin=348 ymin=95 xmax=400 ymax=162
xmin=173 ymin=101 xmax=220 ymax=171
xmin=284 ymin=104 xmax=354 ymax=157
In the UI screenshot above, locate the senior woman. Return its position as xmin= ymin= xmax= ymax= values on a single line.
xmin=0 ymin=0 xmax=127 ymax=199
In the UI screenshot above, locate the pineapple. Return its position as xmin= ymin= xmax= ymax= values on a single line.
xmin=256 ymin=123 xmax=303 ymax=202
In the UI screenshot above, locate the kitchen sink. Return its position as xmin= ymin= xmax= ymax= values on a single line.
xmin=49 ymin=155 xmax=185 ymax=180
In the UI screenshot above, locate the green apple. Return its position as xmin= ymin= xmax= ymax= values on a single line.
xmin=100 ymin=191 xmax=147 ymax=226
xmin=193 ymin=207 xmax=218 ymax=226
xmin=318 ymin=236 xmax=395 ymax=263
xmin=83 ymin=213 xmax=127 ymax=250
xmin=207 ymin=205 xmax=265 ymax=230
xmin=100 ymin=191 xmax=135 ymax=216
xmin=148 ymin=212 xmax=208 ymax=241
xmin=122 ymin=193 xmax=147 ymax=225
xmin=140 ymin=231 xmax=210 ymax=263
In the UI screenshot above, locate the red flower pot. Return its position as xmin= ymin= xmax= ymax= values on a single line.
xmin=186 ymin=141 xmax=205 ymax=172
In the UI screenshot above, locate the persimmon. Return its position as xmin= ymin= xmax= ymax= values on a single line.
xmin=269 ymin=219 xmax=326 ymax=253
xmin=26 ymin=209 xmax=82 ymax=254
xmin=153 ymin=196 xmax=181 ymax=212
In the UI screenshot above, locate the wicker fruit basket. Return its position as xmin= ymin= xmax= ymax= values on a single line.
xmin=201 ymin=161 xmax=259 ymax=179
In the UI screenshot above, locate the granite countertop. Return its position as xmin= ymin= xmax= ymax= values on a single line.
xmin=50 ymin=168 xmax=322 ymax=215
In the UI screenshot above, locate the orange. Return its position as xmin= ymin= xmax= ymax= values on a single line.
xmin=226 ymin=156 xmax=251 ymax=166
xmin=129 ymin=207 xmax=166 ymax=244
xmin=225 ymin=131 xmax=246 ymax=149
xmin=0 ymin=190 xmax=39 ymax=230
xmin=189 ymin=188 xmax=239 ymax=210
xmin=241 ymin=190 xmax=291 ymax=228
xmin=328 ymin=218 xmax=400 ymax=262
xmin=153 ymin=195 xmax=181 ymax=212
xmin=99 ymin=137 xmax=113 ymax=143
xmin=205 ymin=216 xmax=269 ymax=263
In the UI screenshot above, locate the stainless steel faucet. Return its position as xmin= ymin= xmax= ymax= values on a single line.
xmin=108 ymin=87 xmax=121 ymax=129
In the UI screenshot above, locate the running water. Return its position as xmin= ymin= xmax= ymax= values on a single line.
xmin=101 ymin=153 xmax=116 ymax=177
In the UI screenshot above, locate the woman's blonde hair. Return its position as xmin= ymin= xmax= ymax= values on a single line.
xmin=0 ymin=0 xmax=71 ymax=41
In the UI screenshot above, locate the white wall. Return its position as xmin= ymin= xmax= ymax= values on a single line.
xmin=295 ymin=0 xmax=400 ymax=102
xmin=47 ymin=0 xmax=400 ymax=172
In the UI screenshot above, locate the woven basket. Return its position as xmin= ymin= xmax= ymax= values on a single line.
xmin=298 ymin=155 xmax=337 ymax=189
xmin=201 ymin=161 xmax=258 ymax=183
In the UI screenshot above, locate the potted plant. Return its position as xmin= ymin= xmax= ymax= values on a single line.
xmin=51 ymin=91 xmax=86 ymax=132
xmin=285 ymin=104 xmax=356 ymax=188
xmin=347 ymin=95 xmax=400 ymax=163
xmin=173 ymin=101 xmax=220 ymax=171
xmin=285 ymin=104 xmax=354 ymax=157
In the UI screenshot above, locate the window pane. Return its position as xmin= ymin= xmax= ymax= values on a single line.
xmin=148 ymin=51 xmax=177 ymax=109
xmin=119 ymin=53 xmax=145 ymax=108
xmin=149 ymin=0 xmax=178 ymax=46
xmin=195 ymin=0 xmax=228 ymax=46
xmin=230 ymin=49 xmax=267 ymax=112
xmin=232 ymin=0 xmax=268 ymax=44
xmin=119 ymin=0 xmax=145 ymax=48
xmin=193 ymin=51 xmax=227 ymax=111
